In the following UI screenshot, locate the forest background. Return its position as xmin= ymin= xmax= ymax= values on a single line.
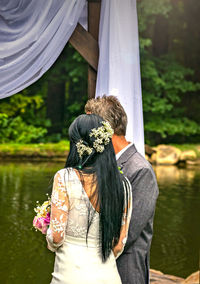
xmin=0 ymin=0 xmax=200 ymax=147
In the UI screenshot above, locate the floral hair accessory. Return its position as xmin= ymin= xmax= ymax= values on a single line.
xmin=76 ymin=139 xmax=93 ymax=158
xmin=90 ymin=121 xmax=114 ymax=153
xmin=76 ymin=121 xmax=114 ymax=158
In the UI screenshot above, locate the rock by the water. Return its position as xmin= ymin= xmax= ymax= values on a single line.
xmin=151 ymin=145 xmax=181 ymax=165
xmin=150 ymin=269 xmax=199 ymax=284
xmin=184 ymin=271 xmax=199 ymax=283
xmin=145 ymin=154 xmax=153 ymax=164
xmin=151 ymin=152 xmax=157 ymax=163
xmin=145 ymin=144 xmax=156 ymax=156
xmin=180 ymin=150 xmax=197 ymax=161
xmin=186 ymin=159 xmax=200 ymax=165
xmin=150 ymin=269 xmax=184 ymax=283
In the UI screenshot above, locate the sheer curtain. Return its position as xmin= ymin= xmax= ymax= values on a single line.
xmin=0 ymin=0 xmax=144 ymax=155
xmin=96 ymin=0 xmax=144 ymax=155
xmin=0 ymin=0 xmax=86 ymax=99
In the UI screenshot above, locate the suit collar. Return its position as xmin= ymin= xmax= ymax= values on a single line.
xmin=117 ymin=144 xmax=137 ymax=166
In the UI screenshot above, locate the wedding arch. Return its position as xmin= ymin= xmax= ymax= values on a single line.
xmin=0 ymin=0 xmax=144 ymax=155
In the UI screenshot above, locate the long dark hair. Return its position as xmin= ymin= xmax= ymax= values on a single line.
xmin=65 ymin=114 xmax=126 ymax=262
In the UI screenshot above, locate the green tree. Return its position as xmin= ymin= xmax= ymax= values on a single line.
xmin=138 ymin=0 xmax=200 ymax=144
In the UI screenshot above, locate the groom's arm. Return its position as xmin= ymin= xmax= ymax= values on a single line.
xmin=124 ymin=166 xmax=159 ymax=250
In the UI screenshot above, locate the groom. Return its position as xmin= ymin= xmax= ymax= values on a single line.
xmin=85 ymin=95 xmax=159 ymax=284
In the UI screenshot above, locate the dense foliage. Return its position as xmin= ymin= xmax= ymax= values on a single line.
xmin=0 ymin=94 xmax=48 ymax=143
xmin=138 ymin=0 xmax=200 ymax=144
xmin=0 ymin=45 xmax=87 ymax=143
xmin=0 ymin=0 xmax=200 ymax=145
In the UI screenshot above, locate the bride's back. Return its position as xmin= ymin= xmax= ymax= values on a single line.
xmin=47 ymin=114 xmax=132 ymax=284
xmin=62 ymin=168 xmax=100 ymax=243
xmin=49 ymin=167 xmax=123 ymax=284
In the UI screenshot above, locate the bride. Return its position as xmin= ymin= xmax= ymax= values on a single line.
xmin=46 ymin=114 xmax=132 ymax=284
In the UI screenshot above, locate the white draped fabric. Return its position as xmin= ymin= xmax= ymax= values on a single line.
xmin=0 ymin=0 xmax=144 ymax=155
xmin=0 ymin=0 xmax=86 ymax=99
xmin=96 ymin=0 xmax=144 ymax=155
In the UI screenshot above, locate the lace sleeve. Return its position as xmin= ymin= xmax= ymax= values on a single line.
xmin=46 ymin=170 xmax=69 ymax=252
xmin=113 ymin=177 xmax=132 ymax=259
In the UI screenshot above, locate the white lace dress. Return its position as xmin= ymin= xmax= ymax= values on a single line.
xmin=46 ymin=168 xmax=132 ymax=284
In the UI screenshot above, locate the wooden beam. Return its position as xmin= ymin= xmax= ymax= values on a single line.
xmin=88 ymin=1 xmax=101 ymax=99
xmin=69 ymin=23 xmax=98 ymax=71
xmin=69 ymin=1 xmax=101 ymax=99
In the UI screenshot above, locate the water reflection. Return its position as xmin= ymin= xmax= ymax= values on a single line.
xmin=0 ymin=162 xmax=61 ymax=284
xmin=0 ymin=162 xmax=199 ymax=283
xmin=153 ymin=165 xmax=197 ymax=185
xmin=151 ymin=165 xmax=200 ymax=278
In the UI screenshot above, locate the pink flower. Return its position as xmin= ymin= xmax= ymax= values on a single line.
xmin=33 ymin=216 xmax=42 ymax=229
xmin=45 ymin=212 xmax=50 ymax=224
xmin=33 ymin=214 xmax=50 ymax=235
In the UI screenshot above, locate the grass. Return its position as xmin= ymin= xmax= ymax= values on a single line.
xmin=0 ymin=141 xmax=70 ymax=158
xmin=0 ymin=142 xmax=200 ymax=159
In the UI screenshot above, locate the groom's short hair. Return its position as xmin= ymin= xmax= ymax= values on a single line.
xmin=85 ymin=95 xmax=127 ymax=136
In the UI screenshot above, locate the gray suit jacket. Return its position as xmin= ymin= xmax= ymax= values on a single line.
xmin=116 ymin=144 xmax=159 ymax=284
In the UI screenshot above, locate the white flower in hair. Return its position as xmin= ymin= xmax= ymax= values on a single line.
xmin=76 ymin=139 xmax=93 ymax=158
xmin=93 ymin=141 xmax=104 ymax=153
xmin=96 ymin=138 xmax=103 ymax=144
xmin=102 ymin=121 xmax=114 ymax=135
xmin=89 ymin=120 xmax=114 ymax=153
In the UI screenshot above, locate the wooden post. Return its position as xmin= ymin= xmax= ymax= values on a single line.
xmin=69 ymin=0 xmax=101 ymax=99
xmin=69 ymin=23 xmax=98 ymax=71
xmin=87 ymin=0 xmax=101 ymax=99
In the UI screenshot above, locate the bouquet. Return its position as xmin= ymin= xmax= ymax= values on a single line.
xmin=33 ymin=194 xmax=51 ymax=234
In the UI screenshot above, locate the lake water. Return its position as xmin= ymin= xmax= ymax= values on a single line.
xmin=0 ymin=162 xmax=199 ymax=283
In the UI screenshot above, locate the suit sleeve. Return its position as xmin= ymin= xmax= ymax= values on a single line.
xmin=125 ymin=167 xmax=158 ymax=250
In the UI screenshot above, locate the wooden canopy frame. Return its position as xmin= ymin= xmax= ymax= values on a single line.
xmin=69 ymin=0 xmax=101 ymax=99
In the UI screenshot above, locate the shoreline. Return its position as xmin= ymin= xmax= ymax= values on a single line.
xmin=0 ymin=142 xmax=69 ymax=162
xmin=0 ymin=143 xmax=200 ymax=165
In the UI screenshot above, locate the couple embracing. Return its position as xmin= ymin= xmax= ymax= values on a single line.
xmin=46 ymin=96 xmax=159 ymax=284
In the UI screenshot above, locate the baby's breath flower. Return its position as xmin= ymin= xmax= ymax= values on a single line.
xmin=76 ymin=120 xmax=113 ymax=157
xmin=89 ymin=121 xmax=113 ymax=153
xmin=96 ymin=145 xmax=104 ymax=153
xmin=76 ymin=139 xmax=93 ymax=158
